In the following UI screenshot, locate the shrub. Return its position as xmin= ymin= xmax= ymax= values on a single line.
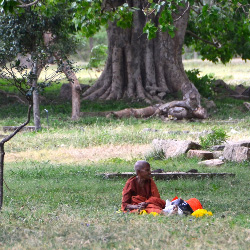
xmin=144 ymin=148 xmax=165 ymax=161
xmin=199 ymin=127 xmax=229 ymax=149
xmin=87 ymin=44 xmax=108 ymax=69
xmin=185 ymin=69 xmax=215 ymax=98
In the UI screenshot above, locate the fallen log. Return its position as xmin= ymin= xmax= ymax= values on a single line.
xmin=106 ymin=106 xmax=158 ymax=119
xmin=3 ymin=126 xmax=36 ymax=132
xmin=105 ymin=102 xmax=207 ymax=120
xmin=99 ymin=172 xmax=235 ymax=180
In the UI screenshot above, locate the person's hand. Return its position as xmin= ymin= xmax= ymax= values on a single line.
xmin=126 ymin=202 xmax=148 ymax=210
xmin=126 ymin=204 xmax=140 ymax=210
xmin=138 ymin=202 xmax=148 ymax=209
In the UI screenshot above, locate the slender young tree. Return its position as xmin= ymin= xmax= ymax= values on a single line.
xmin=0 ymin=52 xmax=71 ymax=210
xmin=0 ymin=55 xmax=35 ymax=209
xmin=0 ymin=0 xmax=81 ymax=120
xmin=0 ymin=101 xmax=33 ymax=210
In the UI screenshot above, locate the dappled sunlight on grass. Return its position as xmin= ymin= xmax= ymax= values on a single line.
xmin=2 ymin=116 xmax=250 ymax=154
xmin=184 ymin=58 xmax=250 ymax=85
xmin=5 ymin=144 xmax=151 ymax=164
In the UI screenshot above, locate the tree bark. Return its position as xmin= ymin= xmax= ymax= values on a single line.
xmin=0 ymin=143 xmax=4 ymax=210
xmin=43 ymin=32 xmax=82 ymax=120
xmin=31 ymin=61 xmax=42 ymax=130
xmin=54 ymin=54 xmax=82 ymax=120
xmin=83 ymin=1 xmax=205 ymax=117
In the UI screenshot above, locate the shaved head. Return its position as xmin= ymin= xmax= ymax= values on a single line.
xmin=134 ymin=160 xmax=150 ymax=174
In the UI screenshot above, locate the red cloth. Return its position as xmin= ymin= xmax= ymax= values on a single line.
xmin=171 ymin=196 xmax=179 ymax=202
xmin=186 ymin=198 xmax=203 ymax=212
xmin=121 ymin=176 xmax=166 ymax=213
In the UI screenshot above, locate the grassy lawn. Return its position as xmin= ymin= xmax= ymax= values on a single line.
xmin=183 ymin=58 xmax=250 ymax=85
xmin=1 ymin=159 xmax=250 ymax=249
xmin=0 ymin=59 xmax=250 ymax=249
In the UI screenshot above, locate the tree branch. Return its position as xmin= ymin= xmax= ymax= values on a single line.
xmin=0 ymin=89 xmax=26 ymax=104
xmin=1 ymin=103 xmax=32 ymax=145
xmin=235 ymin=3 xmax=250 ymax=14
xmin=186 ymin=30 xmax=221 ymax=48
xmin=3 ymin=178 xmax=11 ymax=192
xmin=174 ymin=2 xmax=190 ymax=22
xmin=17 ymin=0 xmax=39 ymax=8
xmin=190 ymin=6 xmax=200 ymax=15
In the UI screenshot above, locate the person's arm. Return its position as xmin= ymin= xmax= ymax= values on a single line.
xmin=121 ymin=179 xmax=133 ymax=211
xmin=126 ymin=204 xmax=139 ymax=210
xmin=126 ymin=202 xmax=148 ymax=211
xmin=122 ymin=178 xmax=149 ymax=211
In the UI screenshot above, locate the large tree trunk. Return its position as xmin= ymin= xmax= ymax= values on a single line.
xmin=83 ymin=1 xmax=204 ymax=117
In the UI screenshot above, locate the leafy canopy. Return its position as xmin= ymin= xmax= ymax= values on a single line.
xmin=1 ymin=0 xmax=250 ymax=65
xmin=72 ymin=0 xmax=250 ymax=64
xmin=0 ymin=0 xmax=79 ymax=95
xmin=186 ymin=0 xmax=250 ymax=63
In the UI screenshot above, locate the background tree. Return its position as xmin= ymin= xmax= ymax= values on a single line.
xmin=73 ymin=0 xmax=250 ymax=118
xmin=0 ymin=52 xmax=35 ymax=210
xmin=0 ymin=42 xmax=72 ymax=208
xmin=186 ymin=0 xmax=250 ymax=63
xmin=0 ymin=0 xmax=82 ymax=121
xmin=2 ymin=0 xmax=250 ymax=120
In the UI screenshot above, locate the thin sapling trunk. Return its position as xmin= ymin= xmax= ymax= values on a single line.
xmin=0 ymin=103 xmax=32 ymax=210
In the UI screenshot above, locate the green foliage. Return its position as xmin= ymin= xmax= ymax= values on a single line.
xmin=143 ymin=21 xmax=158 ymax=40
xmin=143 ymin=1 xmax=188 ymax=39
xmin=2 ymin=0 xmax=250 ymax=66
xmin=185 ymin=69 xmax=215 ymax=98
xmin=114 ymin=3 xmax=134 ymax=29
xmin=144 ymin=148 xmax=165 ymax=161
xmin=72 ymin=27 xmax=108 ymax=62
xmin=72 ymin=0 xmax=110 ymax=38
xmin=0 ymin=0 xmax=18 ymax=13
xmin=87 ymin=44 xmax=108 ymax=69
xmin=158 ymin=2 xmax=175 ymax=37
xmin=186 ymin=1 xmax=250 ymax=63
xmin=0 ymin=1 xmax=80 ymax=100
xmin=73 ymin=1 xmax=190 ymax=41
xmin=0 ymin=0 xmax=78 ymax=59
xmin=58 ymin=0 xmax=250 ymax=65
xmin=199 ymin=127 xmax=229 ymax=149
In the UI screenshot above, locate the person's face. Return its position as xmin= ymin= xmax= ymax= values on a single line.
xmin=138 ymin=164 xmax=151 ymax=180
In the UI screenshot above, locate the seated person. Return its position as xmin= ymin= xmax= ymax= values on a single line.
xmin=121 ymin=160 xmax=166 ymax=214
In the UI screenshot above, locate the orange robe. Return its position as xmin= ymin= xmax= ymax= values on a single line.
xmin=121 ymin=176 xmax=166 ymax=214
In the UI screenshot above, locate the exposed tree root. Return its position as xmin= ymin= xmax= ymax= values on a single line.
xmin=107 ymin=101 xmax=207 ymax=120
xmin=80 ymin=101 xmax=207 ymax=120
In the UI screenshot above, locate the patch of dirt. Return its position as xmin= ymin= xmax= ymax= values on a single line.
xmin=5 ymin=144 xmax=151 ymax=164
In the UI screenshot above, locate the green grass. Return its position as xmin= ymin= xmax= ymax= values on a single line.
xmin=1 ymin=159 xmax=250 ymax=249
xmin=1 ymin=59 xmax=250 ymax=249
xmin=183 ymin=58 xmax=250 ymax=85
